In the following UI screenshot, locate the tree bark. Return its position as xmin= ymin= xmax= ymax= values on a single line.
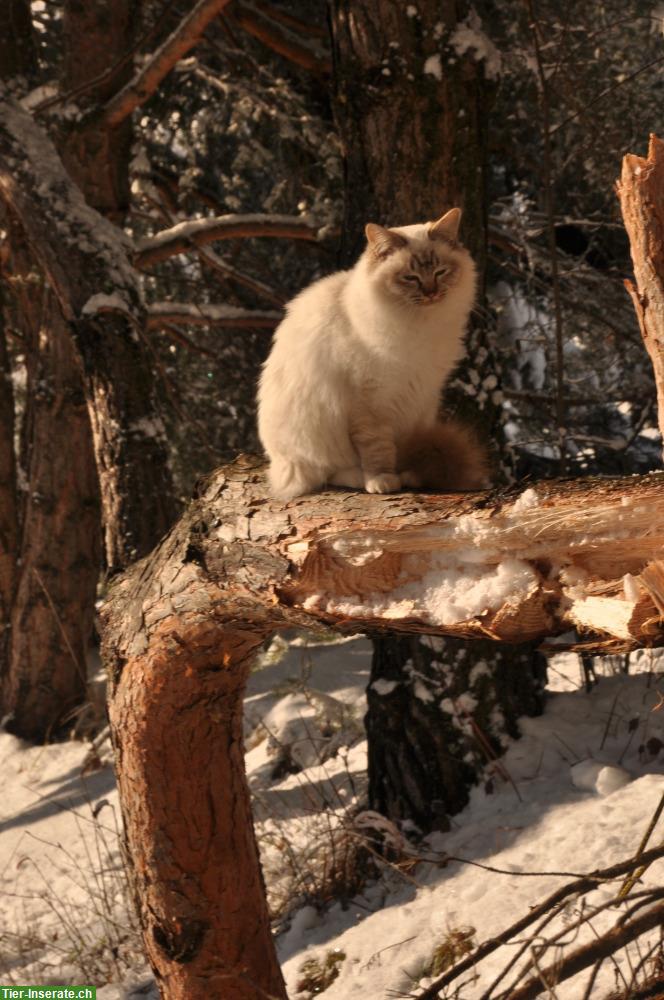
xmin=58 ymin=0 xmax=178 ymax=569
xmin=618 ymin=134 xmax=664 ymax=454
xmin=0 ymin=298 xmax=17 ymax=679
xmin=107 ymin=615 xmax=286 ymax=1000
xmin=329 ymin=0 xmax=491 ymax=270
xmin=0 ymin=97 xmax=176 ymax=573
xmin=4 ymin=272 xmax=100 ymax=739
xmin=329 ymin=0 xmax=529 ymax=831
xmin=102 ymin=461 xmax=664 ymax=996
xmin=0 ymin=1 xmax=100 ymax=738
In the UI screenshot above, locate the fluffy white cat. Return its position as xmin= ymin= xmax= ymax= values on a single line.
xmin=257 ymin=208 xmax=486 ymax=499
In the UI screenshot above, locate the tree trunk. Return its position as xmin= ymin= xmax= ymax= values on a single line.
xmin=0 ymin=299 xmax=18 ymax=678
xmin=60 ymin=0 xmax=135 ymax=222
xmin=57 ymin=0 xmax=177 ymax=570
xmin=366 ymin=635 xmax=545 ymax=832
xmin=329 ymin=0 xmax=491 ymax=271
xmin=107 ymin=616 xmax=286 ymax=1000
xmin=4 ymin=268 xmax=100 ymax=739
xmin=0 ymin=96 xmax=176 ymax=574
xmin=0 ymin=2 xmax=101 ymax=738
xmin=102 ymin=460 xmax=664 ymax=996
xmin=329 ymin=0 xmax=535 ymax=831
xmin=618 ymin=134 xmax=664 ymax=453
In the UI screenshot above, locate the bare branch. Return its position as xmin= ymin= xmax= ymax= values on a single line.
xmin=503 ymin=899 xmax=664 ymax=1000
xmin=101 ymin=0 xmax=232 ymax=129
xmin=416 ymin=844 xmax=664 ymax=998
xmin=247 ymin=1 xmax=327 ymax=40
xmin=198 ymin=244 xmax=286 ymax=307
xmin=146 ymin=302 xmax=281 ymax=329
xmin=229 ymin=1 xmax=332 ymax=75
xmin=619 ymin=788 xmax=664 ymax=898
xmin=160 ymin=324 xmax=217 ymax=358
xmin=134 ymin=213 xmax=321 ymax=268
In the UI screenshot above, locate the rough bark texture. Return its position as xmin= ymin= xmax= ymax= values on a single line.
xmin=108 ymin=618 xmax=285 ymax=1000
xmin=0 ymin=302 xmax=17 ymax=677
xmin=5 ymin=277 xmax=100 ymax=739
xmin=0 ymin=0 xmax=28 ymax=676
xmin=0 ymin=96 xmax=176 ymax=573
xmin=60 ymin=0 xmax=136 ymax=221
xmin=329 ymin=0 xmax=490 ymax=271
xmin=618 ymin=134 xmax=664 ymax=453
xmin=0 ymin=2 xmax=100 ymax=738
xmin=102 ymin=460 xmax=664 ymax=996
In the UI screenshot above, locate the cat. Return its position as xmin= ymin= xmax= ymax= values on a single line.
xmin=257 ymin=207 xmax=487 ymax=499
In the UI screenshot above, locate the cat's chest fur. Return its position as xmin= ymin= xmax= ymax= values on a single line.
xmin=341 ymin=271 xmax=466 ymax=416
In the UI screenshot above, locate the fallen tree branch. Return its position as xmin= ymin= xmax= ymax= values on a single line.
xmin=101 ymin=0 xmax=232 ymax=129
xmin=134 ymin=212 xmax=320 ymax=268
xmin=101 ymin=460 xmax=664 ymax=998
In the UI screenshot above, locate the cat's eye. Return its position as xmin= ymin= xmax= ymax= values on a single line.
xmin=403 ymin=274 xmax=419 ymax=283
xmin=434 ymin=266 xmax=450 ymax=278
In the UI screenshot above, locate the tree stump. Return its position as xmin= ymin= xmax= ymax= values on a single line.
xmin=366 ymin=634 xmax=546 ymax=831
xmin=102 ymin=459 xmax=664 ymax=999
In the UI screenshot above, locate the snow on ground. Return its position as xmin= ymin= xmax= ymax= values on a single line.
xmin=1 ymin=637 xmax=663 ymax=998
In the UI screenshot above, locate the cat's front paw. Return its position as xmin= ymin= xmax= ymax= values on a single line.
xmin=364 ymin=472 xmax=402 ymax=494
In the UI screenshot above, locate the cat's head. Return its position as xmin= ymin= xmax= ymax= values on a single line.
xmin=363 ymin=208 xmax=473 ymax=307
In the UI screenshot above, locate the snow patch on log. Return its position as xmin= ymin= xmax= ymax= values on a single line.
xmin=510 ymin=486 xmax=539 ymax=513
xmin=304 ymin=553 xmax=538 ymax=628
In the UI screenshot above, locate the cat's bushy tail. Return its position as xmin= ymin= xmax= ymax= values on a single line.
xmin=398 ymin=419 xmax=489 ymax=492
xmin=268 ymin=455 xmax=325 ymax=500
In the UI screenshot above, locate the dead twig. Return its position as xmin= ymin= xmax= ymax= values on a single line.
xmin=502 ymin=899 xmax=664 ymax=1000
xmin=416 ymin=844 xmax=664 ymax=999
xmin=618 ymin=789 xmax=664 ymax=898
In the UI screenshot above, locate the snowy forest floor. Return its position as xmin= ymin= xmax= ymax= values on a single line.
xmin=1 ymin=636 xmax=664 ymax=999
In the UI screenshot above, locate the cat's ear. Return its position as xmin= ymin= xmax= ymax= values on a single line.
xmin=365 ymin=223 xmax=407 ymax=258
xmin=428 ymin=208 xmax=462 ymax=242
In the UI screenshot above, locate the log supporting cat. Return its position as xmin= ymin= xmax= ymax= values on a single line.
xmin=257 ymin=208 xmax=488 ymax=499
